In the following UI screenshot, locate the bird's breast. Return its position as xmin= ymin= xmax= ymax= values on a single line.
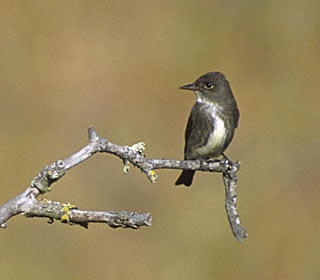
xmin=200 ymin=117 xmax=227 ymax=157
xmin=196 ymin=104 xmax=227 ymax=158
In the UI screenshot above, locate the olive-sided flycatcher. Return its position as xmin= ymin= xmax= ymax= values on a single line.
xmin=175 ymin=72 xmax=239 ymax=186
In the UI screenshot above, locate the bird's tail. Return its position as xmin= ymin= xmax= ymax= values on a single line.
xmin=175 ymin=170 xmax=195 ymax=187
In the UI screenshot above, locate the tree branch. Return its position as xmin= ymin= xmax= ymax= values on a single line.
xmin=221 ymin=160 xmax=247 ymax=241
xmin=0 ymin=127 xmax=247 ymax=241
xmin=24 ymin=200 xmax=152 ymax=229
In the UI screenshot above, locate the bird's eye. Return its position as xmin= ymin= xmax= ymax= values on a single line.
xmin=204 ymin=83 xmax=214 ymax=89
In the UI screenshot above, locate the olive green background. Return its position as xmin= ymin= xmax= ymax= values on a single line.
xmin=1 ymin=1 xmax=319 ymax=279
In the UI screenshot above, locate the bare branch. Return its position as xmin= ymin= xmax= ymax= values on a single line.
xmin=24 ymin=200 xmax=152 ymax=229
xmin=0 ymin=127 xmax=246 ymax=241
xmin=221 ymin=160 xmax=248 ymax=242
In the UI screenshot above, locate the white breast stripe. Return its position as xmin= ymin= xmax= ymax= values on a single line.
xmin=197 ymin=104 xmax=227 ymax=158
xmin=211 ymin=115 xmax=227 ymax=149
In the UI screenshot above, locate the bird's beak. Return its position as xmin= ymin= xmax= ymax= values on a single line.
xmin=179 ymin=84 xmax=198 ymax=91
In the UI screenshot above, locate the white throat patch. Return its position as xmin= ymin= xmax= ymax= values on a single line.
xmin=195 ymin=90 xmax=205 ymax=102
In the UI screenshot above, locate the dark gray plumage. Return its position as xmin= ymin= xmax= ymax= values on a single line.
xmin=175 ymin=72 xmax=239 ymax=186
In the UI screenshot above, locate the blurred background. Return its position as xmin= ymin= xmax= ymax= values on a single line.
xmin=0 ymin=1 xmax=319 ymax=279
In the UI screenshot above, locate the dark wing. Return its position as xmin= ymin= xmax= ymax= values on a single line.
xmin=184 ymin=102 xmax=213 ymax=159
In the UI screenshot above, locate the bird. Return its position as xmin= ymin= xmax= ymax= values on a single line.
xmin=175 ymin=71 xmax=239 ymax=186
